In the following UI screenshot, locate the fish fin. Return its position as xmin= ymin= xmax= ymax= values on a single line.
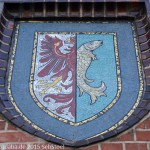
xmin=79 ymin=88 xmax=84 ymax=97
xmin=84 ymin=77 xmax=94 ymax=83
xmin=98 ymin=82 xmax=107 ymax=92
xmin=90 ymin=95 xmax=97 ymax=104
xmin=102 ymin=93 xmax=107 ymax=97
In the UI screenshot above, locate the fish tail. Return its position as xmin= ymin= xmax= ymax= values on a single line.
xmin=90 ymin=82 xmax=107 ymax=104
xmin=98 ymin=82 xmax=107 ymax=94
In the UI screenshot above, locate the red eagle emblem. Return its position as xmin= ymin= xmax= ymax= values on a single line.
xmin=37 ymin=34 xmax=76 ymax=121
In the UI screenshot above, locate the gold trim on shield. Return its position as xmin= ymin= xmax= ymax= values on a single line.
xmin=29 ymin=31 xmax=121 ymax=126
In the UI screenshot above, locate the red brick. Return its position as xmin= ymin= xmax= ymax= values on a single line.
xmin=111 ymin=131 xmax=134 ymax=141
xmin=0 ymin=115 xmax=4 ymax=121
xmin=82 ymin=145 xmax=98 ymax=150
xmin=126 ymin=143 xmax=147 ymax=150
xmin=136 ymin=119 xmax=150 ymax=129
xmin=6 ymin=144 xmax=27 ymax=150
xmin=145 ymin=120 xmax=150 ymax=129
xmin=0 ymin=121 xmax=5 ymax=130
xmin=136 ymin=131 xmax=150 ymax=141
xmin=101 ymin=143 xmax=123 ymax=150
xmin=136 ymin=122 xmax=145 ymax=129
xmin=7 ymin=123 xmax=17 ymax=130
xmin=0 ymin=132 xmax=38 ymax=143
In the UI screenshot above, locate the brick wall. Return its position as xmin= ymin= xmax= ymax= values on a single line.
xmin=0 ymin=113 xmax=149 ymax=150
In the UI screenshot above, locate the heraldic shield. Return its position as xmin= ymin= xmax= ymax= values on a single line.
xmin=4 ymin=21 xmax=147 ymax=146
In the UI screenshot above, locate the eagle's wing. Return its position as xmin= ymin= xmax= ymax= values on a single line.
xmin=38 ymin=35 xmax=71 ymax=82
xmin=37 ymin=35 xmax=76 ymax=119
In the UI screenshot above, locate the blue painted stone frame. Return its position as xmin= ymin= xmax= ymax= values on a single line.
xmin=6 ymin=21 xmax=144 ymax=141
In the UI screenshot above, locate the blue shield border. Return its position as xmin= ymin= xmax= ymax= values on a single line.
xmin=6 ymin=22 xmax=144 ymax=142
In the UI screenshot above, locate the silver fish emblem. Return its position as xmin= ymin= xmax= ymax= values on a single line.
xmin=77 ymin=40 xmax=107 ymax=104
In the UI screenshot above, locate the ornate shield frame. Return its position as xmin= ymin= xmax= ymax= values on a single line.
xmin=0 ymin=1 xmax=150 ymax=147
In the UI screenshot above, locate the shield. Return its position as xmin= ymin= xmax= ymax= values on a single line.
xmin=5 ymin=21 xmax=146 ymax=146
xmin=30 ymin=32 xmax=119 ymax=124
